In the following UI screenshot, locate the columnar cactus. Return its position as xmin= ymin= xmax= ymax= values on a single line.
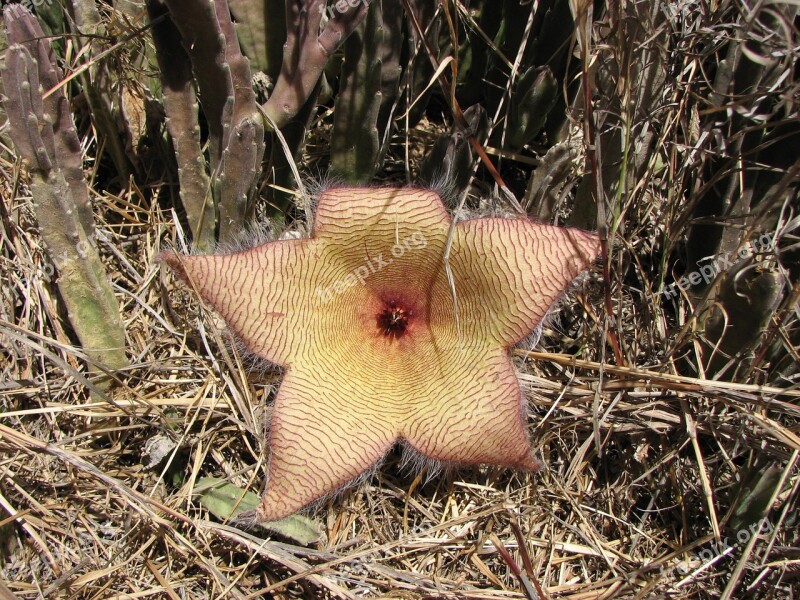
xmin=700 ymin=261 xmax=783 ymax=377
xmin=674 ymin=3 xmax=798 ymax=382
xmin=507 ymin=66 xmax=557 ymax=151
xmin=1 ymin=5 xmax=127 ymax=379
xmin=65 ymin=0 xmax=136 ymax=181
xmin=567 ymin=0 xmax=667 ymax=230
xmin=330 ymin=0 xmax=403 ymax=183
xmin=228 ymin=0 xmax=286 ymax=77
xmin=403 ymin=0 xmax=440 ymax=127
xmin=419 ymin=104 xmax=488 ymax=201
xmin=262 ymin=0 xmax=370 ymax=130
xmin=158 ymin=0 xmax=265 ymax=242
xmin=147 ymin=0 xmax=215 ymax=250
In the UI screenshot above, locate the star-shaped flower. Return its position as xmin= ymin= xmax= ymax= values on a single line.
xmin=162 ymin=187 xmax=599 ymax=521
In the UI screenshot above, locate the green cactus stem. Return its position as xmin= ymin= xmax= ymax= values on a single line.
xmin=701 ymin=262 xmax=783 ymax=378
xmin=419 ymin=104 xmax=488 ymax=201
xmin=404 ymin=0 xmax=441 ymax=127
xmin=687 ymin=14 xmax=796 ymax=275
xmin=262 ymin=0 xmax=370 ymax=130
xmin=1 ymin=5 xmax=127 ymax=379
xmin=160 ymin=0 xmax=265 ymax=242
xmin=481 ymin=0 xmax=530 ymax=117
xmin=330 ymin=0 xmax=403 ymax=183
xmin=524 ymin=0 xmax=576 ymax=141
xmin=727 ymin=464 xmax=782 ymax=535
xmin=228 ymin=0 xmax=286 ymax=77
xmin=147 ymin=0 xmax=215 ymax=250
xmin=523 ymin=142 xmax=574 ymax=221
xmin=65 ymin=0 xmax=137 ymax=181
xmin=508 ymin=66 xmax=557 ymax=151
xmin=568 ymin=0 xmax=667 ymax=230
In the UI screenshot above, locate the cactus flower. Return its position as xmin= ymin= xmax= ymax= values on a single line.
xmin=161 ymin=187 xmax=599 ymax=521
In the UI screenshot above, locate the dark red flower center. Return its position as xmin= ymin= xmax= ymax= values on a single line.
xmin=377 ymin=301 xmax=412 ymax=340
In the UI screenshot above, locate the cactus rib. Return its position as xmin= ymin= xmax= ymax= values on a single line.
xmin=147 ymin=0 xmax=215 ymax=250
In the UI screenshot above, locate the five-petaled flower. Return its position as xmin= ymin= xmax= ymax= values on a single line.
xmin=161 ymin=186 xmax=599 ymax=521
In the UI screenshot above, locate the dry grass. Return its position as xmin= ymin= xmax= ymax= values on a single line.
xmin=1 ymin=0 xmax=799 ymax=598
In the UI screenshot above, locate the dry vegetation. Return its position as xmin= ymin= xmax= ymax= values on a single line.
xmin=1 ymin=0 xmax=799 ymax=598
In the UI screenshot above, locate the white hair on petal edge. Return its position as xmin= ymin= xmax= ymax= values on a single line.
xmin=517 ymin=321 xmax=545 ymax=351
xmin=213 ymin=219 xmax=278 ymax=255
xmin=299 ymin=451 xmax=389 ymax=517
xmin=303 ymin=169 xmax=341 ymax=202
xmin=302 ymin=444 xmax=455 ymax=517
xmin=398 ymin=443 xmax=450 ymax=483
xmin=204 ymin=171 xmax=343 ymax=254
xmin=230 ymin=509 xmax=261 ymax=529
xmin=297 ymin=170 xmax=348 ymax=232
xmin=228 ymin=328 xmax=282 ymax=375
xmin=514 ymin=266 xmax=594 ymax=352
xmin=426 ymin=169 xmax=460 ymax=207
xmin=478 ymin=193 xmax=519 ymax=219
xmin=231 ymin=443 xmax=385 ymax=528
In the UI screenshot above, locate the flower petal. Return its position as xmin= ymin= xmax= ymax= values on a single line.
xmin=443 ymin=218 xmax=599 ymax=346
xmin=313 ymin=187 xmax=449 ymax=274
xmin=160 ymin=242 xmax=314 ymax=365
xmin=162 ymin=186 xmax=600 ymax=521
xmin=401 ymin=348 xmax=539 ymax=469
xmin=257 ymin=368 xmax=396 ymax=521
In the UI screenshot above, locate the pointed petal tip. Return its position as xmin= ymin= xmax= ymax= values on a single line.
xmin=521 ymin=454 xmax=544 ymax=471
xmin=156 ymin=249 xmax=178 ymax=264
xmin=568 ymin=227 xmax=602 ymax=256
xmin=156 ymin=250 xmax=205 ymax=285
xmin=255 ymin=502 xmax=290 ymax=523
xmin=157 ymin=250 xmax=193 ymax=283
xmin=561 ymin=228 xmax=602 ymax=276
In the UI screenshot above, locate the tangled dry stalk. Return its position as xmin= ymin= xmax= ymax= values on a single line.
xmin=1 ymin=0 xmax=799 ymax=598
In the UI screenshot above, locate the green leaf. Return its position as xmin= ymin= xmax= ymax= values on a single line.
xmin=727 ymin=465 xmax=781 ymax=534
xmin=194 ymin=477 xmax=322 ymax=546
xmin=509 ymin=66 xmax=558 ymax=151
